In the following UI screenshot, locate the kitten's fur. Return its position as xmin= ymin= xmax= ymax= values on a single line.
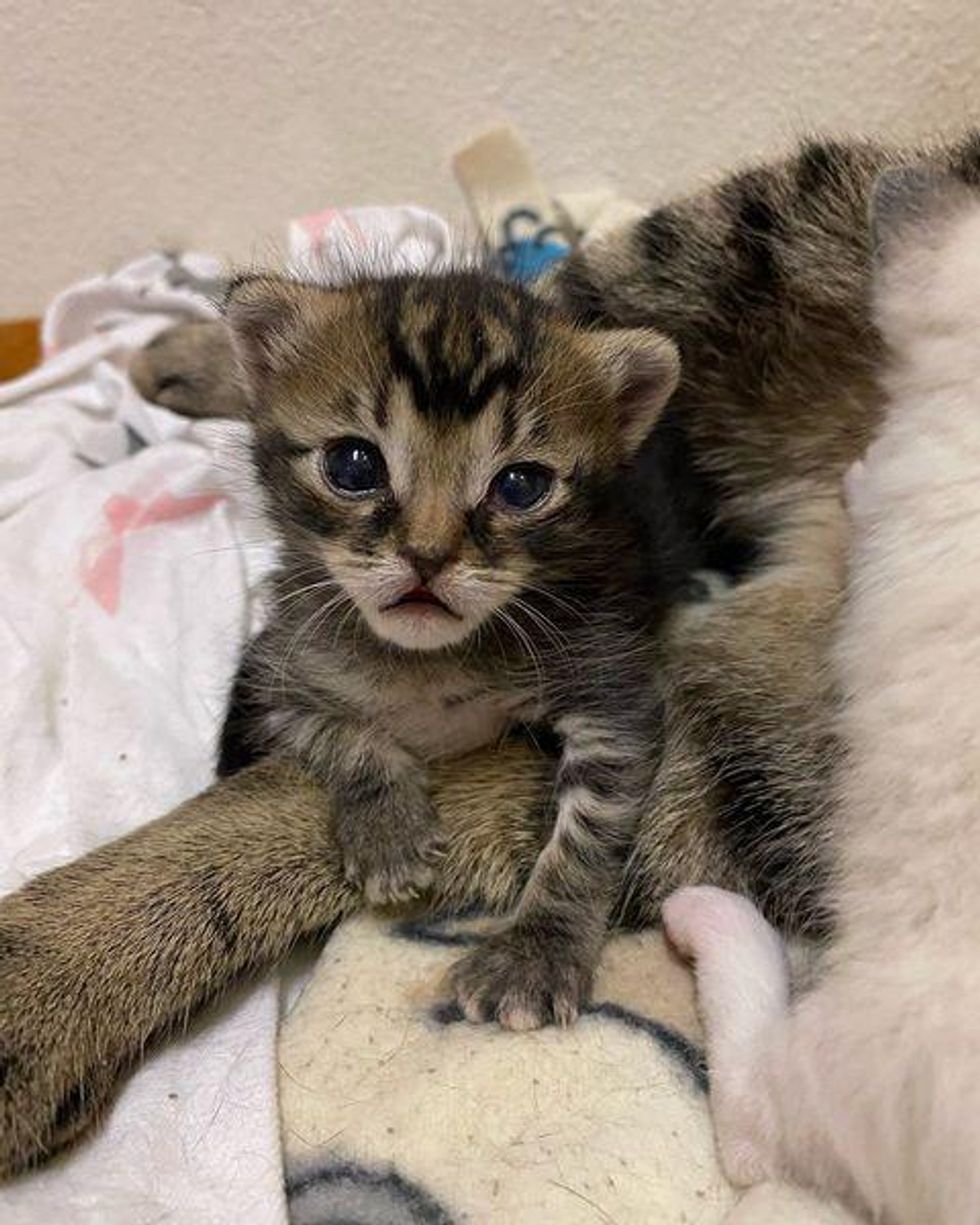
xmin=664 ymin=169 xmax=980 ymax=1223
xmin=220 ymin=270 xmax=690 ymax=1027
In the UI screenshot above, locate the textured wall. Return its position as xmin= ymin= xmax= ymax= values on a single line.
xmin=4 ymin=0 xmax=980 ymax=314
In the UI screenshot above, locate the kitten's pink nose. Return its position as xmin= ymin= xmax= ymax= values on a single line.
xmin=402 ymin=548 xmax=453 ymax=585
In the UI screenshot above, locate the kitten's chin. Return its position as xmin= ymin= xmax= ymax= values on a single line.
xmin=362 ymin=603 xmax=478 ymax=652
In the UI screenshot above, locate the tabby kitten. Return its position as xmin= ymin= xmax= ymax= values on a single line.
xmin=220 ymin=269 xmax=692 ymax=1027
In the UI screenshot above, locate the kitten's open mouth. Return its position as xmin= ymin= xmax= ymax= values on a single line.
xmin=384 ymin=587 xmax=461 ymax=619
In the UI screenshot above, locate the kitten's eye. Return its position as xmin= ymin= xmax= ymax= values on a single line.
xmin=321 ymin=437 xmax=388 ymax=496
xmin=489 ymin=463 xmax=555 ymax=511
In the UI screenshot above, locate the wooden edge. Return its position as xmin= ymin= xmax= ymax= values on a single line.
xmin=0 ymin=319 xmax=42 ymax=383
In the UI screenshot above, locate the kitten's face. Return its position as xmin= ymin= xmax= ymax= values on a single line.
xmin=228 ymin=272 xmax=678 ymax=651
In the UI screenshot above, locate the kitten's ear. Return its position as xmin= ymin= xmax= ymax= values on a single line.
xmin=585 ymin=328 xmax=681 ymax=455
xmin=223 ymin=274 xmax=334 ymax=395
xmin=870 ymin=166 xmax=976 ymax=265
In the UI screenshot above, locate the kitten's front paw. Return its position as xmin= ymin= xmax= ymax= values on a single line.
xmin=341 ymin=811 xmax=446 ymax=906
xmin=448 ymin=926 xmax=593 ymax=1030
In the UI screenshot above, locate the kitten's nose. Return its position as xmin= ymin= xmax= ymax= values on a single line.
xmin=402 ymin=548 xmax=453 ymax=585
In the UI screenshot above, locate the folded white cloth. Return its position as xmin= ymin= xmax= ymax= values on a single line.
xmin=0 ymin=251 xmax=286 ymax=1225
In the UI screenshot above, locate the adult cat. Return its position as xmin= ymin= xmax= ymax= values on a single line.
xmin=665 ymin=167 xmax=980 ymax=1224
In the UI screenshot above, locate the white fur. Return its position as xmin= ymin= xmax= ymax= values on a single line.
xmin=664 ymin=194 xmax=980 ymax=1223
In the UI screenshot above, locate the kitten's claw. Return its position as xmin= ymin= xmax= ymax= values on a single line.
xmin=343 ymin=826 xmax=446 ymax=907
xmin=358 ymin=859 xmax=438 ymax=906
xmin=448 ymin=927 xmax=592 ymax=1030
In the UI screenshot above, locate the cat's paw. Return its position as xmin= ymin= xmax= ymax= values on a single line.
xmin=341 ymin=812 xmax=446 ymax=906
xmin=0 ymin=917 xmax=113 ymax=1178
xmin=129 ymin=321 xmax=245 ymax=419
xmin=663 ymin=886 xmax=783 ymax=1188
xmin=448 ymin=926 xmax=593 ymax=1030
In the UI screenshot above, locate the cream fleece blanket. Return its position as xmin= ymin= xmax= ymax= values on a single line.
xmin=279 ymin=916 xmax=860 ymax=1225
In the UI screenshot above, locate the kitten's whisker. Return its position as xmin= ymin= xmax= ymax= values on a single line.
xmin=519 ymin=583 xmax=589 ymax=620
xmin=509 ymin=597 xmax=572 ymax=660
xmin=494 ymin=606 xmax=545 ymax=695
xmin=179 ymin=538 xmax=277 ymax=559
xmin=330 ymin=599 xmax=361 ymax=652
xmin=276 ymin=578 xmax=343 ymax=608
xmin=290 ymin=596 xmax=352 ymax=670
xmin=276 ymin=592 xmax=352 ymax=690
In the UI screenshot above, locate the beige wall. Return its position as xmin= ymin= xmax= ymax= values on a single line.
xmin=4 ymin=0 xmax=980 ymax=315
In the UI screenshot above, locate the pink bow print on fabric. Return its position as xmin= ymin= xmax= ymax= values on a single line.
xmin=81 ymin=489 xmax=224 ymax=614
xmin=296 ymin=207 xmax=369 ymax=251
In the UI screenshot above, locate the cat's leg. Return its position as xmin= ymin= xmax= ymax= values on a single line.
xmin=268 ymin=712 xmax=452 ymax=905
xmin=0 ymin=761 xmax=352 ymax=1179
xmin=650 ymin=492 xmax=848 ymax=935
xmin=0 ymin=742 xmax=553 ymax=1179
xmin=662 ymin=885 xmax=789 ymax=1185
xmin=129 ymin=320 xmax=247 ymax=419
xmin=329 ymin=731 xmax=448 ymax=907
xmin=449 ymin=713 xmax=645 ymax=1030
xmin=220 ymin=646 xmax=451 ymax=905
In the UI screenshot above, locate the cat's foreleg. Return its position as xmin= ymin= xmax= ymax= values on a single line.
xmin=0 ymin=741 xmax=554 ymax=1179
xmin=449 ymin=712 xmax=644 ymax=1030
xmin=264 ymin=710 xmax=448 ymax=904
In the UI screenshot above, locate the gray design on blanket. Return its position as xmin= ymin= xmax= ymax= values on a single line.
xmin=288 ymin=1157 xmax=456 ymax=1225
xmin=398 ymin=917 xmax=710 ymax=1094
xmin=279 ymin=915 xmax=737 ymax=1223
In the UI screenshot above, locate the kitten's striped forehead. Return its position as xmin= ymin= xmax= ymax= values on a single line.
xmin=374 ymin=273 xmax=537 ymax=431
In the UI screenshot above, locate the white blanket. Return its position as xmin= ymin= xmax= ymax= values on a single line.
xmin=279 ymin=918 xmax=860 ymax=1225
xmin=0 ymin=254 xmax=283 ymax=1225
